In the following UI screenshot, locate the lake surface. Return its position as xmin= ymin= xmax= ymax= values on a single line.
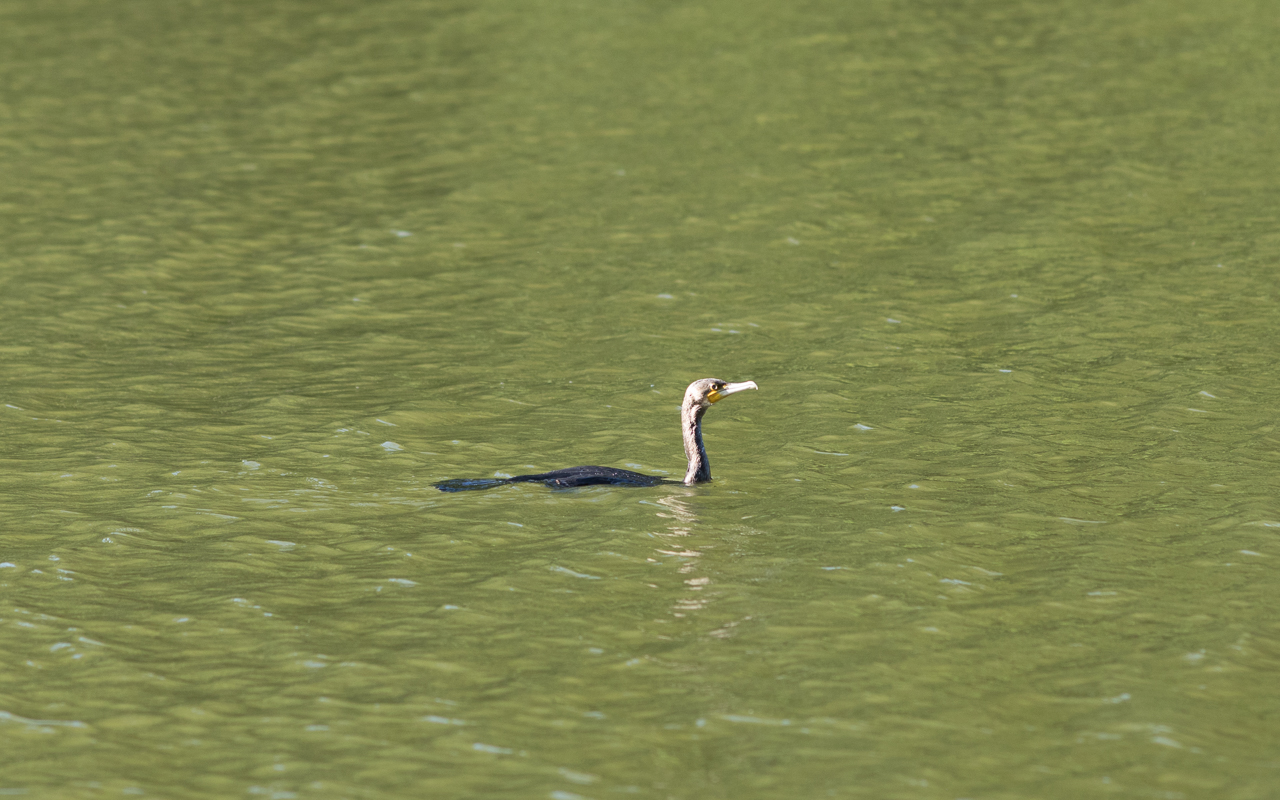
xmin=2 ymin=0 xmax=1278 ymax=797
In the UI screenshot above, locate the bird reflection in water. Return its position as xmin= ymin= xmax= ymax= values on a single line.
xmin=648 ymin=492 xmax=715 ymax=618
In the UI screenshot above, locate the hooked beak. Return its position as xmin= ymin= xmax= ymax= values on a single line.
xmin=707 ymin=380 xmax=759 ymax=404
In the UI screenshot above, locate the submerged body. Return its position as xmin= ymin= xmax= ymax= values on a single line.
xmin=434 ymin=378 xmax=757 ymax=492
xmin=435 ymin=466 xmax=672 ymax=492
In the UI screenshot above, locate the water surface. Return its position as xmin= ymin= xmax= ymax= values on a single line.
xmin=2 ymin=0 xmax=1278 ymax=797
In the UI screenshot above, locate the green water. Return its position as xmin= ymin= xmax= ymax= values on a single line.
xmin=2 ymin=0 xmax=1279 ymax=797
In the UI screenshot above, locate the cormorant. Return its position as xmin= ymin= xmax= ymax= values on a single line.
xmin=434 ymin=378 xmax=758 ymax=491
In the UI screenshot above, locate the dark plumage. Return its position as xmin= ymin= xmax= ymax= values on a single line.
xmin=434 ymin=378 xmax=758 ymax=492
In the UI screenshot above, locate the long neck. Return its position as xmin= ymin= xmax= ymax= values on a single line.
xmin=682 ymin=402 xmax=710 ymax=484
